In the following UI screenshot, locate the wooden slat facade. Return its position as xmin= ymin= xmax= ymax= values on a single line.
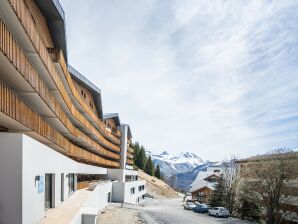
xmin=0 ymin=81 xmax=119 ymax=167
xmin=0 ymin=20 xmax=120 ymax=161
xmin=127 ymin=152 xmax=133 ymax=159
xmin=7 ymin=0 xmax=121 ymax=151
xmin=128 ymin=146 xmax=134 ymax=154
xmin=49 ymin=48 xmax=122 ymax=142
xmin=2 ymin=0 xmax=136 ymax=168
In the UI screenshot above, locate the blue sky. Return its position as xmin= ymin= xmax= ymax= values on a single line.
xmin=60 ymin=0 xmax=298 ymax=160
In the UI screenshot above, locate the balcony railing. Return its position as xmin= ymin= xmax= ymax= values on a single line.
xmin=127 ymin=152 xmax=134 ymax=159
xmin=0 ymin=20 xmax=120 ymax=161
xmin=7 ymin=0 xmax=121 ymax=150
xmin=0 ymin=80 xmax=119 ymax=167
xmin=128 ymin=146 xmax=134 ymax=154
xmin=50 ymin=49 xmax=122 ymax=142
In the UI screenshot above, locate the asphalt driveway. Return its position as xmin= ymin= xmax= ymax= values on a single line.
xmin=141 ymin=198 xmax=254 ymax=224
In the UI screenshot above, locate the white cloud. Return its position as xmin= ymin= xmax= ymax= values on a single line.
xmin=60 ymin=0 xmax=298 ymax=160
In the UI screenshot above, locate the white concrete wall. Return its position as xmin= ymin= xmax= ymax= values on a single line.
xmin=21 ymin=134 xmax=107 ymax=224
xmin=123 ymin=180 xmax=146 ymax=204
xmin=72 ymin=182 xmax=113 ymax=224
xmin=107 ymin=169 xmax=125 ymax=182
xmin=83 ymin=181 xmax=113 ymax=211
xmin=0 ymin=134 xmax=23 ymax=224
xmin=0 ymin=133 xmax=109 ymax=224
xmin=111 ymin=180 xmax=146 ymax=204
xmin=111 ymin=182 xmax=125 ymax=203
xmin=106 ymin=169 xmax=138 ymax=182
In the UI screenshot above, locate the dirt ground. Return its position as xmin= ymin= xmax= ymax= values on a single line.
xmin=138 ymin=170 xmax=179 ymax=199
xmin=97 ymin=205 xmax=145 ymax=224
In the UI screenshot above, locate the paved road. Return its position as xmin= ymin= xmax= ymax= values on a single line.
xmin=141 ymin=198 xmax=254 ymax=224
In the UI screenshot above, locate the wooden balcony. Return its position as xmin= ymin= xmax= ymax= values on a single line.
xmin=7 ymin=0 xmax=121 ymax=151
xmin=0 ymin=80 xmax=119 ymax=167
xmin=128 ymin=146 xmax=134 ymax=154
xmin=127 ymin=138 xmax=132 ymax=144
xmin=126 ymin=159 xmax=134 ymax=165
xmin=127 ymin=152 xmax=134 ymax=159
xmin=51 ymin=48 xmax=123 ymax=142
xmin=0 ymin=20 xmax=120 ymax=161
xmin=77 ymin=181 xmax=96 ymax=190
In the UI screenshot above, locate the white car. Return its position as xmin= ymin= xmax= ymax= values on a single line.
xmin=184 ymin=192 xmax=192 ymax=201
xmin=208 ymin=207 xmax=230 ymax=218
xmin=184 ymin=202 xmax=196 ymax=210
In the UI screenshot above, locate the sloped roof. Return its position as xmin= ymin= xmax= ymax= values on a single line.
xmin=189 ymin=171 xmax=221 ymax=193
xmin=189 ymin=180 xmax=216 ymax=192
xmin=68 ymin=65 xmax=103 ymax=119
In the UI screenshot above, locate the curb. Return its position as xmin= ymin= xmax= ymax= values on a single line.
xmin=143 ymin=210 xmax=164 ymax=224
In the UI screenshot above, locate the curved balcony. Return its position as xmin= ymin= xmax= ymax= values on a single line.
xmin=0 ymin=20 xmax=120 ymax=161
xmin=5 ymin=0 xmax=121 ymax=151
xmin=128 ymin=146 xmax=134 ymax=154
xmin=126 ymin=159 xmax=134 ymax=165
xmin=0 ymin=81 xmax=119 ymax=167
xmin=127 ymin=152 xmax=134 ymax=159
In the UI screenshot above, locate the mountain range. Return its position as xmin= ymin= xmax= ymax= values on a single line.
xmin=146 ymin=150 xmax=222 ymax=191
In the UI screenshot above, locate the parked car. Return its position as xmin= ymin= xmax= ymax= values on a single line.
xmin=184 ymin=202 xmax=196 ymax=210
xmin=194 ymin=204 xmax=209 ymax=213
xmin=208 ymin=207 xmax=230 ymax=218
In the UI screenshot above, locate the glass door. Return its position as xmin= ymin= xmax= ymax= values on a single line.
xmin=45 ymin=174 xmax=53 ymax=210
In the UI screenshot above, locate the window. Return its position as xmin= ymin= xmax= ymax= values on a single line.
xmin=68 ymin=173 xmax=75 ymax=195
xmin=107 ymin=192 xmax=111 ymax=202
xmin=138 ymin=186 xmax=142 ymax=192
xmin=198 ymin=192 xmax=205 ymax=197
xmin=130 ymin=187 xmax=135 ymax=195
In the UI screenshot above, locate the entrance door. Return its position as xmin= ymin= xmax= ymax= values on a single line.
xmin=45 ymin=174 xmax=53 ymax=210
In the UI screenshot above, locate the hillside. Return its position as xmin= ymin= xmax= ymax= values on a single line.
xmin=138 ymin=170 xmax=179 ymax=199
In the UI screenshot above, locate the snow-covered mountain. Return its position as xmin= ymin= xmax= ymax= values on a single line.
xmin=146 ymin=151 xmax=204 ymax=177
xmin=146 ymin=150 xmax=224 ymax=191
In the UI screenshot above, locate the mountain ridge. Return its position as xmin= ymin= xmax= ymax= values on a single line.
xmin=146 ymin=150 xmax=222 ymax=191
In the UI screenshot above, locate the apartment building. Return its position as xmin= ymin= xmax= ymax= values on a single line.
xmin=0 ymin=0 xmax=145 ymax=223
xmin=237 ymin=152 xmax=298 ymax=223
xmin=103 ymin=114 xmax=146 ymax=204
